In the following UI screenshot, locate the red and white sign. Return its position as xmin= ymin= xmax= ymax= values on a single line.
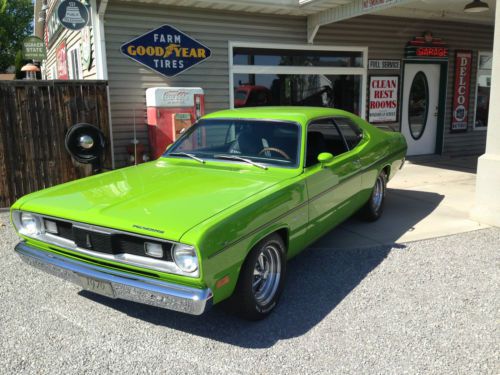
xmin=368 ymin=76 xmax=399 ymax=123
xmin=362 ymin=0 xmax=395 ymax=10
xmin=56 ymin=41 xmax=68 ymax=80
xmin=451 ymin=50 xmax=472 ymax=132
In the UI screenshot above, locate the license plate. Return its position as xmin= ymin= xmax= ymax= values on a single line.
xmin=78 ymin=275 xmax=115 ymax=298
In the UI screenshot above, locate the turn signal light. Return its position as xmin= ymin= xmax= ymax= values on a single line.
xmin=144 ymin=242 xmax=164 ymax=258
xmin=216 ymin=275 xmax=230 ymax=289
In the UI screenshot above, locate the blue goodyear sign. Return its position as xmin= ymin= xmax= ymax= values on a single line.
xmin=120 ymin=25 xmax=212 ymax=78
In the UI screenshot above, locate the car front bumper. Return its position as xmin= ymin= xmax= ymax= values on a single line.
xmin=15 ymin=242 xmax=213 ymax=315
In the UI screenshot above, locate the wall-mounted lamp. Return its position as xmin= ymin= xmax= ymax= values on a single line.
xmin=463 ymin=0 xmax=490 ymax=13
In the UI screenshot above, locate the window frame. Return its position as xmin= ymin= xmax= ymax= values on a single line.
xmin=305 ymin=117 xmax=352 ymax=167
xmin=332 ymin=116 xmax=364 ymax=150
xmin=228 ymin=41 xmax=368 ymax=119
xmin=473 ymin=51 xmax=492 ymax=131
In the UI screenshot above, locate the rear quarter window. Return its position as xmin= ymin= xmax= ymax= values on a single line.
xmin=333 ymin=117 xmax=363 ymax=150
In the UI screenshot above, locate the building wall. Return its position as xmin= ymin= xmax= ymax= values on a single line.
xmin=104 ymin=2 xmax=306 ymax=165
xmin=315 ymin=15 xmax=494 ymax=157
xmin=42 ymin=0 xmax=97 ymax=80
xmin=104 ymin=2 xmax=493 ymax=165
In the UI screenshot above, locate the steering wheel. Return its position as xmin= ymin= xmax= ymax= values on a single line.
xmin=258 ymin=147 xmax=291 ymax=160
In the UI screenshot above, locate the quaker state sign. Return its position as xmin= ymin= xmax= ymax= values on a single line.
xmin=22 ymin=36 xmax=46 ymax=60
xmin=120 ymin=24 xmax=212 ymax=78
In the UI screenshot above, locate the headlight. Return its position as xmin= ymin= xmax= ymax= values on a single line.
xmin=19 ymin=212 xmax=42 ymax=236
xmin=172 ymin=244 xmax=198 ymax=273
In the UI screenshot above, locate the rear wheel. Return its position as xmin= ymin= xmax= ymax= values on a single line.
xmin=229 ymin=234 xmax=286 ymax=320
xmin=360 ymin=171 xmax=387 ymax=221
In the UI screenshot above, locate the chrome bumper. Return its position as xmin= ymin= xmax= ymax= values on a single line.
xmin=15 ymin=242 xmax=212 ymax=315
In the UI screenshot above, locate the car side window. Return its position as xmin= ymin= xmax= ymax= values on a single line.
xmin=306 ymin=119 xmax=349 ymax=167
xmin=333 ymin=117 xmax=363 ymax=150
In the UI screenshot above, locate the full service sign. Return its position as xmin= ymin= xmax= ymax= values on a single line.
xmin=368 ymin=59 xmax=400 ymax=70
xmin=369 ymin=76 xmax=399 ymax=123
xmin=451 ymin=50 xmax=472 ymax=132
xmin=121 ymin=25 xmax=212 ymax=78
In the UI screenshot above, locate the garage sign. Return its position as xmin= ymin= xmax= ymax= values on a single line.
xmin=121 ymin=24 xmax=212 ymax=78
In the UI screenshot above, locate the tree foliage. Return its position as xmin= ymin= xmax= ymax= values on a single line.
xmin=0 ymin=0 xmax=33 ymax=72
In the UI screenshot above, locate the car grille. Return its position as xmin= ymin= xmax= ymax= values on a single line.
xmin=44 ymin=218 xmax=173 ymax=262
xmin=73 ymin=227 xmax=114 ymax=254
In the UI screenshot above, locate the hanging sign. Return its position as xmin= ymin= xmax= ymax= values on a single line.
xmin=362 ymin=0 xmax=396 ymax=10
xmin=368 ymin=75 xmax=399 ymax=123
xmin=451 ymin=50 xmax=472 ymax=132
xmin=81 ymin=26 xmax=92 ymax=70
xmin=57 ymin=0 xmax=90 ymax=31
xmin=405 ymin=32 xmax=448 ymax=60
xmin=22 ymin=36 xmax=46 ymax=60
xmin=368 ymin=59 xmax=401 ymax=70
xmin=121 ymin=24 xmax=212 ymax=78
xmin=56 ymin=41 xmax=69 ymax=79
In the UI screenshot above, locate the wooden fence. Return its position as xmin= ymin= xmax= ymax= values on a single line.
xmin=0 ymin=80 xmax=112 ymax=208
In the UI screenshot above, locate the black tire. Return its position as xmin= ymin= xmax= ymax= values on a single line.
xmin=228 ymin=234 xmax=287 ymax=321
xmin=359 ymin=171 xmax=387 ymax=222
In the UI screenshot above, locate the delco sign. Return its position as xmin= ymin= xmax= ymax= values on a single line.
xmin=121 ymin=25 xmax=212 ymax=78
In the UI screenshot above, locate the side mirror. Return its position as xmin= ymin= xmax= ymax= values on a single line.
xmin=317 ymin=152 xmax=334 ymax=166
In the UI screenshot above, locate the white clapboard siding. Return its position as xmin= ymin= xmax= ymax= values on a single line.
xmin=105 ymin=2 xmax=306 ymax=165
xmin=104 ymin=1 xmax=493 ymax=165
xmin=315 ymin=15 xmax=493 ymax=157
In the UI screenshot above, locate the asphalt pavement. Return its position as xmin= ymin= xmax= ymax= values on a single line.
xmin=0 ymin=211 xmax=498 ymax=375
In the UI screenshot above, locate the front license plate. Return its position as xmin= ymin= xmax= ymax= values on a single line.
xmin=78 ymin=275 xmax=115 ymax=298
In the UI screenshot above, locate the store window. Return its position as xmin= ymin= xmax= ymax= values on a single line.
xmin=474 ymin=52 xmax=492 ymax=129
xmin=230 ymin=43 xmax=367 ymax=118
xmin=68 ymin=44 xmax=83 ymax=80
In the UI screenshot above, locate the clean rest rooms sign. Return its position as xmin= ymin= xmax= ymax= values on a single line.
xmin=368 ymin=76 xmax=399 ymax=123
xmin=121 ymin=24 xmax=212 ymax=78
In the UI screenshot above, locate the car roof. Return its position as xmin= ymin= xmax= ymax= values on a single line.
xmin=202 ymin=107 xmax=357 ymax=125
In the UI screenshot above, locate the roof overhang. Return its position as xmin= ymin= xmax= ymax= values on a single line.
xmin=306 ymin=0 xmax=495 ymax=42
xmin=36 ymin=0 xmax=495 ymax=44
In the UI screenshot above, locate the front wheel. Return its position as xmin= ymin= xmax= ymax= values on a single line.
xmin=359 ymin=171 xmax=387 ymax=221
xmin=229 ymin=234 xmax=286 ymax=320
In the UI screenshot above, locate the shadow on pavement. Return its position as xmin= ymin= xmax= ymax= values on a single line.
xmin=80 ymin=188 xmax=444 ymax=349
xmin=327 ymin=188 xmax=446 ymax=246
xmin=406 ymin=155 xmax=478 ymax=174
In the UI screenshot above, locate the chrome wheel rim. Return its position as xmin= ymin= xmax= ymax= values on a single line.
xmin=252 ymin=244 xmax=281 ymax=306
xmin=372 ymin=176 xmax=384 ymax=211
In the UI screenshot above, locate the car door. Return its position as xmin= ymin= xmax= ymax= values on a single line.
xmin=304 ymin=118 xmax=362 ymax=242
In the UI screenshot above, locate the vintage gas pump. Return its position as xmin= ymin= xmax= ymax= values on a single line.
xmin=146 ymin=87 xmax=205 ymax=160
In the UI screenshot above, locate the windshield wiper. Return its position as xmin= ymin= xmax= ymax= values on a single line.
xmin=214 ymin=154 xmax=268 ymax=170
xmin=169 ymin=152 xmax=205 ymax=163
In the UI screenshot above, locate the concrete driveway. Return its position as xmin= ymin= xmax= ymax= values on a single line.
xmin=321 ymin=155 xmax=488 ymax=250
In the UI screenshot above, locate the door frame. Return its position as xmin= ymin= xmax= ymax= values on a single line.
xmin=400 ymin=60 xmax=448 ymax=154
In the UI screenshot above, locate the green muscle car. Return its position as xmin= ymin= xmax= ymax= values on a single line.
xmin=11 ymin=107 xmax=406 ymax=320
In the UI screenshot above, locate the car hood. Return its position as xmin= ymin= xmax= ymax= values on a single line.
xmin=17 ymin=159 xmax=297 ymax=241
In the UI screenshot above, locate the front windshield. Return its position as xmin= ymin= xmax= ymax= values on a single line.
xmin=165 ymin=119 xmax=301 ymax=167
